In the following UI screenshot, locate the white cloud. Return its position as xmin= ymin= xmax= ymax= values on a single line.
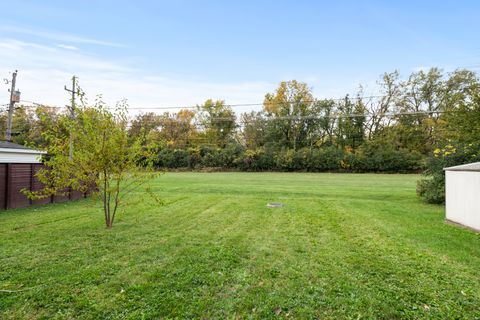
xmin=0 ymin=37 xmax=379 ymax=117
xmin=57 ymin=44 xmax=78 ymax=51
xmin=0 ymin=26 xmax=124 ymax=48
xmin=0 ymin=38 xmax=274 ymax=116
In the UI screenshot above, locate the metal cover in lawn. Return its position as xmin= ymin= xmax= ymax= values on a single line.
xmin=267 ymin=202 xmax=283 ymax=208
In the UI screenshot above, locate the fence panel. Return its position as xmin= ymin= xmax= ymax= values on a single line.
xmin=0 ymin=163 xmax=90 ymax=210
xmin=0 ymin=164 xmax=7 ymax=209
xmin=9 ymin=164 xmax=32 ymax=209
xmin=31 ymin=164 xmax=52 ymax=206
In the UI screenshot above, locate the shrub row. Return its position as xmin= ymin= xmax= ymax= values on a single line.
xmin=151 ymin=144 xmax=423 ymax=173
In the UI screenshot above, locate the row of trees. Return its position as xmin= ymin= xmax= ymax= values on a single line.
xmin=122 ymin=69 xmax=478 ymax=156
xmin=4 ymin=67 xmax=480 ymax=205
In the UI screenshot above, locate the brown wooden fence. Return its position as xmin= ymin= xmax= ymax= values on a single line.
xmin=0 ymin=163 xmax=87 ymax=210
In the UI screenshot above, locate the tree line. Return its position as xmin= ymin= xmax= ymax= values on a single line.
xmin=3 ymin=67 xmax=480 ymax=204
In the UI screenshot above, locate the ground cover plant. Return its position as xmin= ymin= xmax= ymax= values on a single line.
xmin=1 ymin=172 xmax=480 ymax=319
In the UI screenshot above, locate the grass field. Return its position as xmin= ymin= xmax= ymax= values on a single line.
xmin=1 ymin=172 xmax=480 ymax=319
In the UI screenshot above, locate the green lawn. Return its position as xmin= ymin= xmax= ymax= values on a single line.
xmin=1 ymin=173 xmax=479 ymax=319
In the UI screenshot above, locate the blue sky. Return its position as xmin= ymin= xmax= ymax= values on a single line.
xmin=0 ymin=1 xmax=479 ymax=113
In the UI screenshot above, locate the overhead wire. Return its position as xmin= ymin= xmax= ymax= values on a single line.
xmin=7 ymin=63 xmax=480 ymax=112
xmin=125 ymin=109 xmax=453 ymax=125
xmin=101 ymin=95 xmax=388 ymax=110
xmin=14 ymin=94 xmax=392 ymax=112
xmin=5 ymin=96 xmax=461 ymax=132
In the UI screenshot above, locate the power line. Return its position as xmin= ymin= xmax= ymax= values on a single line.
xmin=2 ymin=100 xmax=458 ymax=125
xmin=18 ymin=100 xmax=55 ymax=107
xmin=125 ymin=109 xmax=454 ymax=125
xmin=121 ymin=95 xmax=387 ymax=110
xmin=7 ymin=63 xmax=480 ymax=112
xmin=14 ymin=94 xmax=390 ymax=112
xmin=18 ymin=101 xmax=68 ymax=110
xmin=10 ymin=95 xmax=467 ymax=123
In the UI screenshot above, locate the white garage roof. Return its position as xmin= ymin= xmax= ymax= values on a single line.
xmin=0 ymin=141 xmax=46 ymax=163
xmin=444 ymin=162 xmax=480 ymax=172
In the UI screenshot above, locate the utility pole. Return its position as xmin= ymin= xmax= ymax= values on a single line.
xmin=64 ymin=76 xmax=78 ymax=160
xmin=5 ymin=70 xmax=19 ymax=141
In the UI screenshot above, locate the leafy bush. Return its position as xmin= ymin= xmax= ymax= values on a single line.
xmin=156 ymin=148 xmax=189 ymax=168
xmin=417 ymin=143 xmax=480 ymax=203
xmin=187 ymin=147 xmax=202 ymax=169
xmin=201 ymin=147 xmax=222 ymax=168
xmin=275 ymin=149 xmax=296 ymax=171
xmin=416 ymin=178 xmax=444 ymax=204
xmin=152 ymin=143 xmax=426 ymax=173
xmin=218 ymin=144 xmax=244 ymax=168
xmin=235 ymin=148 xmax=276 ymax=171
xmin=352 ymin=142 xmax=423 ymax=172
xmin=307 ymin=147 xmax=345 ymax=171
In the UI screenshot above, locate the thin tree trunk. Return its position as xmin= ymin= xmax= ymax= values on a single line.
xmin=103 ymin=171 xmax=108 ymax=227
xmin=106 ymin=190 xmax=112 ymax=228
xmin=110 ymin=181 xmax=121 ymax=227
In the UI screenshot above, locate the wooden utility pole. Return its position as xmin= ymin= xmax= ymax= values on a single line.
xmin=64 ymin=76 xmax=77 ymax=160
xmin=5 ymin=70 xmax=18 ymax=141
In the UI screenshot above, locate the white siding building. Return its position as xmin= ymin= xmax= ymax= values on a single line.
xmin=444 ymin=162 xmax=480 ymax=231
xmin=0 ymin=141 xmax=45 ymax=163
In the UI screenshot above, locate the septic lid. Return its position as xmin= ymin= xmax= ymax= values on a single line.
xmin=266 ymin=202 xmax=283 ymax=208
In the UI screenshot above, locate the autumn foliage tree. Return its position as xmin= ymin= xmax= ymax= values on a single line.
xmin=263 ymin=80 xmax=318 ymax=150
xmin=26 ymin=98 xmax=160 ymax=228
xmin=196 ymin=99 xmax=236 ymax=147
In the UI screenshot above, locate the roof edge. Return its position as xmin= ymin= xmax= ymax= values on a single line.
xmin=0 ymin=147 xmax=46 ymax=155
xmin=444 ymin=162 xmax=480 ymax=172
